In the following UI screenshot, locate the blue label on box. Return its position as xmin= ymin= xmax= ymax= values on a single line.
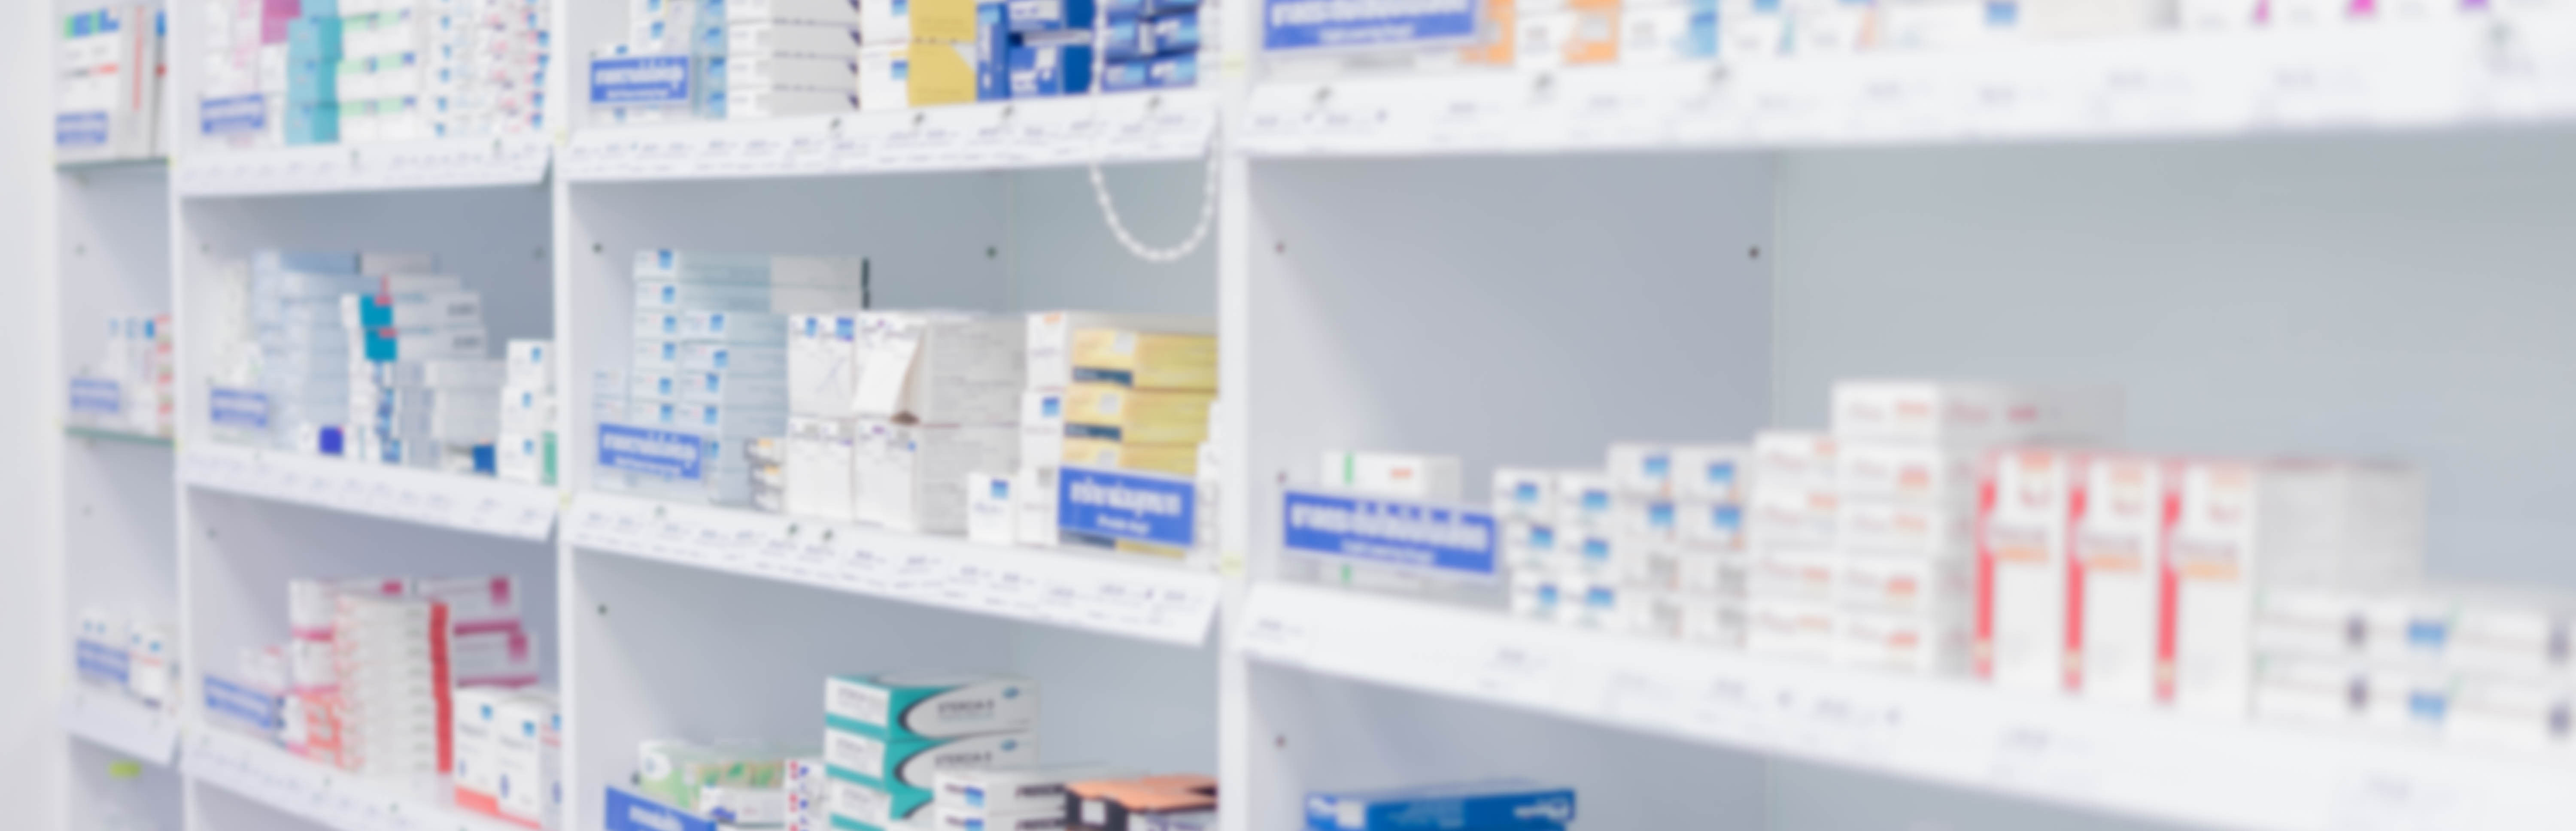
xmin=210 ymin=387 xmax=270 ymax=429
xmin=598 ymin=422 xmax=705 ymax=480
xmin=55 ymin=111 xmax=109 ymax=148
xmin=1282 ymin=488 xmax=1498 ymax=576
xmin=76 ymin=640 xmax=129 ymax=684
xmin=606 ymin=787 xmax=720 ymax=831
xmin=1058 ymin=465 xmax=1196 ymax=548
xmin=1262 ymin=0 xmax=1478 ymax=50
xmin=69 ymin=377 xmax=121 ymax=416
xmin=589 ymin=54 xmax=694 ymax=105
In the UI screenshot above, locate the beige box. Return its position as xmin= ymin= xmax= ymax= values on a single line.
xmin=854 ymin=422 xmax=1017 ymax=533
xmin=1024 ymin=311 xmax=1215 ymax=391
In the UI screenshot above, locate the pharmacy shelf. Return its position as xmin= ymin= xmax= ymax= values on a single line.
xmin=55 ymin=154 xmax=168 ymax=173
xmin=64 ymin=424 xmax=175 ymax=448
xmin=1238 ymin=582 xmax=2576 ymax=831
xmin=177 ymin=444 xmax=560 ymax=541
xmin=183 ymin=728 xmax=523 ymax=831
xmin=61 ymin=687 xmax=181 ymax=766
xmin=559 ymin=91 xmax=1216 ymax=182
xmin=1239 ymin=19 xmax=2576 ymax=158
xmin=171 ymin=135 xmax=552 ymax=197
xmin=564 ymin=491 xmax=1223 ymax=646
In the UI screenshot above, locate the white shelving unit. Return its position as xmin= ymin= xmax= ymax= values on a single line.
xmin=178 ymin=445 xmax=561 ymax=541
xmin=38 ymin=0 xmax=2576 ymax=828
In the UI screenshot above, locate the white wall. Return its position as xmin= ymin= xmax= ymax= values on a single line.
xmin=10 ymin=2 xmax=69 ymax=831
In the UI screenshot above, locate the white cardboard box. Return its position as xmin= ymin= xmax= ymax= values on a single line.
xmin=855 ymin=422 xmax=1017 ymax=534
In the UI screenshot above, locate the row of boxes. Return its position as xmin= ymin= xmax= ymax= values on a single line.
xmin=57 ymin=4 xmax=167 ymax=161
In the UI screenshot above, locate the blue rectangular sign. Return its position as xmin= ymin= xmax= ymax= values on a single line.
xmin=1261 ymin=0 xmax=1479 ymax=51
xmin=200 ymin=93 xmax=268 ymax=136
xmin=75 ymin=640 xmax=129 ymax=685
xmin=605 ymin=787 xmax=718 ymax=831
xmin=1058 ymin=465 xmax=1196 ymax=548
xmin=69 ymin=377 xmax=121 ymax=416
xmin=209 ymin=387 xmax=270 ymax=429
xmin=55 ymin=111 xmax=109 ymax=148
xmin=1281 ymin=488 xmax=1498 ymax=576
xmin=598 ymin=422 xmax=705 ymax=480
xmin=589 ymin=55 xmax=694 ymax=105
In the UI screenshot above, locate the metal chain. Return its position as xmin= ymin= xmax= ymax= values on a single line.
xmin=1085 ymin=20 xmax=1221 ymax=264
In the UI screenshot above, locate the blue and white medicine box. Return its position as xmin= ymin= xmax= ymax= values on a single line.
xmin=1006 ymin=39 xmax=1092 ymax=97
xmin=1005 ymin=0 xmax=1094 ymax=31
xmin=1100 ymin=17 xmax=1146 ymax=59
xmin=1146 ymin=12 xmax=1199 ymax=52
xmin=1262 ymin=0 xmax=1478 ymax=50
xmin=1279 ymin=487 xmax=1499 ymax=577
xmin=976 ymin=0 xmax=1012 ymax=100
xmin=1303 ymin=780 xmax=1577 ymax=831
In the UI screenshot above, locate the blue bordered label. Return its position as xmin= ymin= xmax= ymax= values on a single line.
xmin=69 ymin=377 xmax=121 ymax=416
xmin=598 ymin=422 xmax=704 ymax=480
xmin=1058 ymin=465 xmax=1195 ymax=548
xmin=1261 ymin=0 xmax=1479 ymax=51
xmin=56 ymin=111 xmax=109 ymax=148
xmin=210 ymin=387 xmax=270 ymax=429
xmin=1282 ymin=488 xmax=1497 ymax=576
xmin=589 ymin=54 xmax=693 ymax=105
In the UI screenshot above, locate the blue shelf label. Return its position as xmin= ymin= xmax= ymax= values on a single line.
xmin=200 ymin=93 xmax=269 ymax=136
xmin=1261 ymin=0 xmax=1479 ymax=51
xmin=209 ymin=387 xmax=270 ymax=430
xmin=589 ymin=55 xmax=693 ymax=105
xmin=598 ymin=422 xmax=705 ymax=481
xmin=606 ymin=786 xmax=718 ymax=831
xmin=1058 ymin=465 xmax=1196 ymax=548
xmin=1282 ymin=488 xmax=1498 ymax=576
xmin=56 ymin=111 xmax=109 ymax=148
xmin=69 ymin=377 xmax=121 ymax=416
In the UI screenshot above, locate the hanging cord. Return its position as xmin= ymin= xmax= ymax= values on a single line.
xmin=1085 ymin=21 xmax=1221 ymax=264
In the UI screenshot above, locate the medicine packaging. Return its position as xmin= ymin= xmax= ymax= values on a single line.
xmin=1302 ymin=778 xmax=1575 ymax=831
xmin=826 ymin=672 xmax=1042 ymax=738
xmin=1318 ymin=451 xmax=1463 ymax=500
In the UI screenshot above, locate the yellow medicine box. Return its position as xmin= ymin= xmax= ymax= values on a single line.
xmin=1062 ymin=437 xmax=1198 ymax=477
xmin=1071 ymin=328 xmax=1217 ymax=391
xmin=1064 ymin=383 xmax=1215 ymax=445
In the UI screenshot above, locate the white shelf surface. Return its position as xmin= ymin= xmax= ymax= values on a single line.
xmin=177 ymin=444 xmax=560 ymax=541
xmin=173 ymin=135 xmax=552 ymax=197
xmin=1239 ymin=582 xmax=2576 ymax=831
xmin=560 ymin=91 xmax=1215 ymax=182
xmin=564 ymin=492 xmax=1222 ymax=646
xmin=61 ymin=688 xmax=181 ymax=766
xmin=1240 ymin=18 xmax=2576 ymax=157
xmin=183 ymin=728 xmax=523 ymax=831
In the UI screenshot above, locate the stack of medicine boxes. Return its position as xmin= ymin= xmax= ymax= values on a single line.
xmin=1606 ymin=443 xmax=1750 ymax=645
xmin=487 ymin=690 xmax=564 ymax=828
xmin=625 ymin=0 xmax=726 ymax=119
xmin=200 ymin=0 xmax=294 ymax=149
xmin=499 ymin=339 xmax=559 ymax=484
xmin=425 ymin=0 xmax=550 ymax=138
xmin=1000 ymin=0 xmax=1095 ymax=99
xmin=344 ymin=262 xmax=501 ymax=471
xmin=1053 ymin=318 xmax=1218 ymax=555
xmin=1743 ymin=428 xmax=1840 ymax=662
xmin=1828 ymin=380 xmax=2119 ymax=675
xmin=719 ymin=0 xmax=864 ymax=120
xmin=787 ymin=309 xmax=1024 ymax=531
xmin=1098 ymin=0 xmax=1203 ymax=92
xmin=284 ymin=5 xmax=340 ymax=144
xmin=247 ymin=250 xmax=375 ymax=454
xmin=86 ymin=312 xmax=175 ymax=436
xmin=325 ymin=592 xmax=454 ymax=787
xmin=850 ymin=312 xmax=1020 ymax=533
xmin=856 ymin=0 xmax=906 ymax=109
xmin=617 ymin=250 xmax=858 ymax=506
xmin=787 ymin=311 xmax=865 ymax=522
xmin=1015 ymin=312 xmax=1211 ymax=548
xmin=55 ymin=4 xmax=164 ymax=161
xmin=336 ymin=2 xmax=437 ymax=143
xmin=823 ymin=673 xmax=1041 ymax=830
